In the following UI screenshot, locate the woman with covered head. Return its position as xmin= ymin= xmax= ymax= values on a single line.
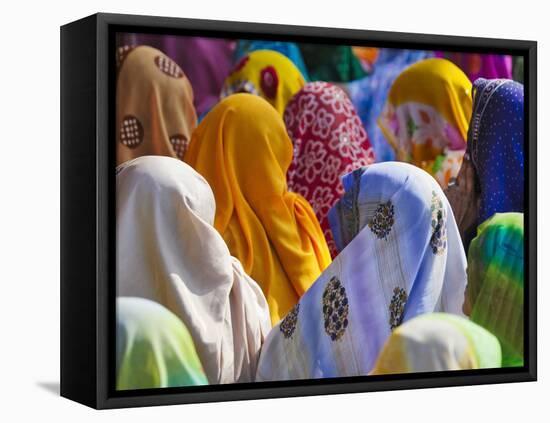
xmin=116 ymin=45 xmax=197 ymax=165
xmin=284 ymin=81 xmax=375 ymax=257
xmin=370 ymin=313 xmax=502 ymax=375
xmin=116 ymin=156 xmax=271 ymax=384
xmin=445 ymin=79 xmax=524 ymax=248
xmin=185 ymin=94 xmax=331 ymax=325
xmin=378 ymin=58 xmax=473 ymax=188
xmin=116 ymin=297 xmax=208 ymax=390
xmin=464 ymin=213 xmax=524 ymax=367
xmin=220 ymin=49 xmax=306 ymax=116
xmin=256 ymin=162 xmax=467 ymax=381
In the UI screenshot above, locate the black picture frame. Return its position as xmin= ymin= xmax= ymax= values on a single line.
xmin=60 ymin=12 xmax=537 ymax=409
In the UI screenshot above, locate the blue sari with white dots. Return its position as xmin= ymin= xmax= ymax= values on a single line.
xmin=469 ymin=78 xmax=524 ymax=224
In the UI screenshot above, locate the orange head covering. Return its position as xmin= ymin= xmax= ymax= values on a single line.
xmin=116 ymin=45 xmax=197 ymax=165
xmin=185 ymin=93 xmax=331 ymax=323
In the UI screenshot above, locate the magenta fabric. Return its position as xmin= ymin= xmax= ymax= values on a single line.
xmin=435 ymin=52 xmax=512 ymax=81
xmin=117 ymin=33 xmax=236 ymax=116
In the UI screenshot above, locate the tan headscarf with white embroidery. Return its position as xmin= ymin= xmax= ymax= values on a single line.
xmin=116 ymin=45 xmax=197 ymax=165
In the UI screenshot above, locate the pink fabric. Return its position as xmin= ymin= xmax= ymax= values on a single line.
xmin=284 ymin=82 xmax=375 ymax=257
xmin=435 ymin=52 xmax=513 ymax=81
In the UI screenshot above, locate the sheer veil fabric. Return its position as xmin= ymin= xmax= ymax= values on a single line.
xmin=257 ymin=162 xmax=467 ymax=381
xmin=116 ymin=156 xmax=271 ymax=384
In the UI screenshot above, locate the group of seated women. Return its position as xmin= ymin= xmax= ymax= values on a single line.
xmin=114 ymin=39 xmax=525 ymax=389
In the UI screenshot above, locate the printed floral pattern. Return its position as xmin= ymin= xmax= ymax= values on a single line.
xmin=389 ymin=287 xmax=408 ymax=330
xmin=430 ymin=191 xmax=447 ymax=255
xmin=379 ymin=101 xmax=466 ymax=188
xmin=322 ymin=276 xmax=349 ymax=341
xmin=368 ymin=201 xmax=395 ymax=240
xmin=285 ymin=82 xmax=375 ymax=257
xmin=280 ymin=303 xmax=300 ymax=339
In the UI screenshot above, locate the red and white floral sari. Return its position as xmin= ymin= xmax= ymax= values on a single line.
xmin=284 ymin=82 xmax=375 ymax=257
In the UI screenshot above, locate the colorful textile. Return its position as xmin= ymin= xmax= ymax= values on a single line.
xmin=116 ymin=45 xmax=197 ymax=165
xmin=220 ymin=50 xmax=306 ymax=116
xmin=351 ymin=46 xmax=380 ymax=73
xmin=299 ymin=44 xmax=366 ymax=82
xmin=371 ymin=313 xmax=502 ymax=374
xmin=436 ymin=52 xmax=513 ymax=82
xmin=116 ymin=34 xmax=235 ymax=116
xmin=235 ymin=40 xmax=310 ymax=80
xmin=466 ymin=213 xmax=524 ymax=367
xmin=468 ymin=79 xmax=524 ymax=225
xmin=116 ymin=297 xmax=208 ymax=389
xmin=185 ymin=94 xmax=332 ymax=324
xmin=378 ymin=58 xmax=473 ymax=188
xmin=348 ymin=48 xmax=433 ymax=161
xmin=256 ymin=162 xmax=467 ymax=381
xmin=116 ymin=156 xmax=271 ymax=384
xmin=284 ymin=81 xmax=375 ymax=256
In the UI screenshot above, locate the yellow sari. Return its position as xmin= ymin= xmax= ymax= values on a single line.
xmin=220 ymin=49 xmax=306 ymax=116
xmin=378 ymin=58 xmax=472 ymax=187
xmin=185 ymin=94 xmax=331 ymax=324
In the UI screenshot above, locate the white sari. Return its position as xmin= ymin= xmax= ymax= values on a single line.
xmin=256 ymin=162 xmax=466 ymax=381
xmin=116 ymin=156 xmax=271 ymax=384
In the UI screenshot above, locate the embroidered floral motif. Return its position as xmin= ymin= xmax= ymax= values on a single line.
xmin=154 ymin=55 xmax=184 ymax=78
xmin=368 ymin=201 xmax=395 ymax=240
xmin=430 ymin=191 xmax=447 ymax=255
xmin=322 ymin=276 xmax=349 ymax=341
xmin=260 ymin=66 xmax=279 ymax=99
xmin=279 ymin=303 xmax=300 ymax=339
xmin=389 ymin=287 xmax=407 ymax=330
xmin=119 ymin=115 xmax=144 ymax=149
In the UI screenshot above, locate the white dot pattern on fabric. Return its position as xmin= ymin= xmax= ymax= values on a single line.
xmin=154 ymin=55 xmax=184 ymax=78
xmin=119 ymin=115 xmax=144 ymax=149
xmin=116 ymin=45 xmax=134 ymax=70
xmin=169 ymin=134 xmax=189 ymax=160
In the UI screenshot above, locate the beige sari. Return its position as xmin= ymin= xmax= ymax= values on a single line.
xmin=116 ymin=156 xmax=271 ymax=384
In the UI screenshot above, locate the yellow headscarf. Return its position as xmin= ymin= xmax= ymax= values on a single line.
xmin=185 ymin=94 xmax=331 ymax=324
xmin=220 ymin=50 xmax=306 ymax=116
xmin=116 ymin=45 xmax=197 ymax=165
xmin=378 ymin=58 xmax=473 ymax=187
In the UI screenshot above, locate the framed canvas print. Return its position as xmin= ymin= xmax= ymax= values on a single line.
xmin=60 ymin=12 xmax=537 ymax=409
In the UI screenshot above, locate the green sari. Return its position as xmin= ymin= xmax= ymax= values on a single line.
xmin=116 ymin=297 xmax=208 ymax=390
xmin=467 ymin=213 xmax=524 ymax=367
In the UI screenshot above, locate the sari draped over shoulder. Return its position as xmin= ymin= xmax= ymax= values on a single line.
xmin=116 ymin=156 xmax=271 ymax=384
xmin=284 ymin=81 xmax=375 ymax=257
xmin=256 ymin=162 xmax=467 ymax=381
xmin=467 ymin=212 xmax=524 ymax=367
xmin=185 ymin=94 xmax=331 ymax=325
